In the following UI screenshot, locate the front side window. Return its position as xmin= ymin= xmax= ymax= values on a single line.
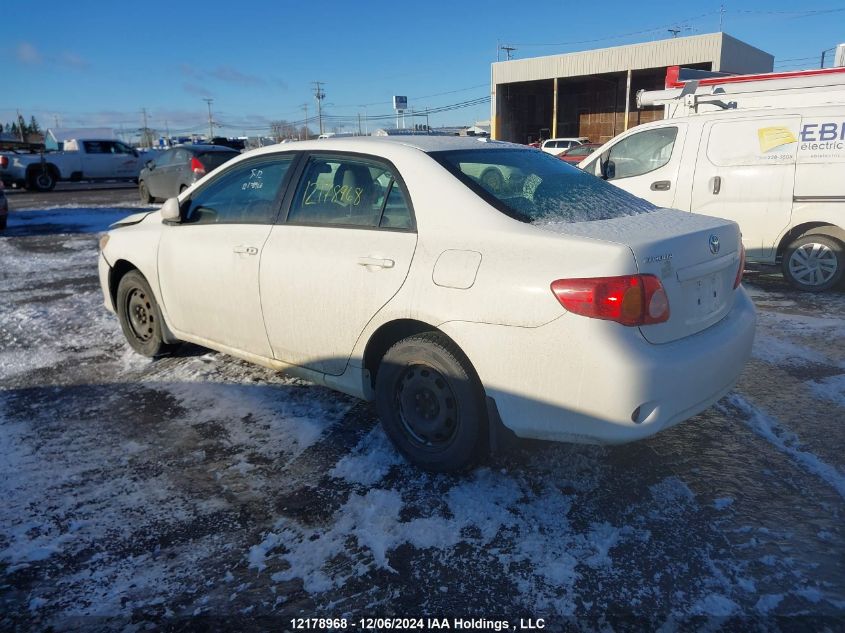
xmin=184 ymin=156 xmax=293 ymax=225
xmin=604 ymin=127 xmax=678 ymax=180
xmin=432 ymin=148 xmax=655 ymax=224
xmin=287 ymin=155 xmax=412 ymax=229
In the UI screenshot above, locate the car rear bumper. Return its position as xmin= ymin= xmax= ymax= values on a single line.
xmin=439 ymin=287 xmax=756 ymax=445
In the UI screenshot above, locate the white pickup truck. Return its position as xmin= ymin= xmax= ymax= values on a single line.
xmin=0 ymin=138 xmax=145 ymax=192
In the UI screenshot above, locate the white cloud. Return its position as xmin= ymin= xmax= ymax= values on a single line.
xmin=16 ymin=42 xmax=42 ymax=65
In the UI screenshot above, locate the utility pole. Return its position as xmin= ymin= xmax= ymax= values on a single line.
xmin=500 ymin=45 xmax=516 ymax=61
xmin=141 ymin=107 xmax=150 ymax=148
xmin=312 ymin=81 xmax=326 ymax=136
xmin=203 ymin=98 xmax=214 ymax=140
xmin=53 ymin=114 xmax=60 ymax=129
xmin=668 ymin=27 xmax=681 ymax=38
xmin=358 ymin=112 xmax=363 ymax=136
xmin=300 ymin=103 xmax=309 ymax=140
xmin=16 ymin=109 xmax=25 ymax=142
xmin=718 ymin=4 xmax=725 ymax=32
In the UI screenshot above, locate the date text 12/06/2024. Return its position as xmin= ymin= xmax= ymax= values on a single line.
xmin=289 ymin=617 xmax=547 ymax=630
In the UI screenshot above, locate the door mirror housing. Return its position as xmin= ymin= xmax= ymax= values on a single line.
xmin=603 ymin=158 xmax=616 ymax=180
xmin=161 ymin=197 xmax=181 ymax=223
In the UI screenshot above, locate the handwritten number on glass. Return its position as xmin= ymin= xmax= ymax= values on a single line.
xmin=242 ymin=168 xmax=264 ymax=191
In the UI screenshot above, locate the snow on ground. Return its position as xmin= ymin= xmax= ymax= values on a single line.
xmin=1 ymin=207 xmax=844 ymax=629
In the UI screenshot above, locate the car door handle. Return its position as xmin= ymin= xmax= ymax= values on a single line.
xmin=650 ymin=180 xmax=671 ymax=191
xmin=711 ymin=176 xmax=722 ymax=195
xmin=233 ymin=245 xmax=258 ymax=255
xmin=358 ymin=256 xmax=395 ymax=269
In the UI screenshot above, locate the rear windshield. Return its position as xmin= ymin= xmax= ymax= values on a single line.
xmin=430 ymin=148 xmax=655 ymax=223
xmin=196 ymin=151 xmax=239 ymax=171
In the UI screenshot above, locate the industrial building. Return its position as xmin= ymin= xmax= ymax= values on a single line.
xmin=491 ymin=32 xmax=774 ymax=144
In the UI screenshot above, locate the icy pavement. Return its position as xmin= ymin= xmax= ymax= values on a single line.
xmin=1 ymin=207 xmax=844 ymax=631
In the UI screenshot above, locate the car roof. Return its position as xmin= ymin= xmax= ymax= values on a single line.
xmin=544 ymin=137 xmax=588 ymax=143
xmin=243 ymin=135 xmax=525 ymax=157
xmin=178 ymin=144 xmax=240 ymax=153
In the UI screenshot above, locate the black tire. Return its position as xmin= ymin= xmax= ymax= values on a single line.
xmin=139 ymin=180 xmax=153 ymax=203
xmin=116 ymin=270 xmax=174 ymax=357
xmin=28 ymin=166 xmax=57 ymax=192
xmin=480 ymin=168 xmax=504 ymax=194
xmin=375 ymin=332 xmax=487 ymax=472
xmin=0 ymin=215 xmax=6 ymax=231
xmin=782 ymin=234 xmax=844 ymax=292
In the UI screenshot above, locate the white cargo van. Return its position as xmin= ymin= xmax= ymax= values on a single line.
xmin=580 ymin=70 xmax=845 ymax=292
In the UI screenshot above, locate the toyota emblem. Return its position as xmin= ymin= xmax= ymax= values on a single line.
xmin=709 ymin=234 xmax=720 ymax=255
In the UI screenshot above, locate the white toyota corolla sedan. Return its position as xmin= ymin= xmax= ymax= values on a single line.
xmin=99 ymin=136 xmax=755 ymax=471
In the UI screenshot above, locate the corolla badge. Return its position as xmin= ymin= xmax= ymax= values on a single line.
xmin=709 ymin=234 xmax=720 ymax=255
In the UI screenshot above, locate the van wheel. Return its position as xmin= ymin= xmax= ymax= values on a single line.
xmin=782 ymin=234 xmax=844 ymax=292
xmin=375 ymin=332 xmax=486 ymax=472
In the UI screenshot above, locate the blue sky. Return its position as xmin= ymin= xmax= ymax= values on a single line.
xmin=5 ymin=1 xmax=844 ymax=138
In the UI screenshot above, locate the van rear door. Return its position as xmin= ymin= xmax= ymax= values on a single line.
xmin=690 ymin=115 xmax=799 ymax=263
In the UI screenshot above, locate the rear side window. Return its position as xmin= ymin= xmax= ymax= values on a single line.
xmin=431 ymin=148 xmax=655 ymax=224
xmin=184 ymin=156 xmax=293 ymax=225
xmin=196 ymin=151 xmax=240 ymax=171
xmin=287 ymin=155 xmax=412 ymax=229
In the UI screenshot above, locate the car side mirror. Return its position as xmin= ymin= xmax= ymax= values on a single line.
xmin=133 ymin=149 xmax=140 ymax=158
xmin=605 ymin=159 xmax=616 ymax=180
xmin=161 ymin=197 xmax=181 ymax=223
xmin=146 ymin=160 xmax=155 ymax=170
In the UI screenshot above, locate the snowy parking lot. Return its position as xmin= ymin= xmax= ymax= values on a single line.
xmin=1 ymin=194 xmax=844 ymax=630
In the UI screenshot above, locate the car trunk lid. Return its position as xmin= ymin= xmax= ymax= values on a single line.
xmin=538 ymin=208 xmax=742 ymax=344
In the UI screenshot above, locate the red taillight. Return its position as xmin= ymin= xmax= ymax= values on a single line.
xmin=190 ymin=156 xmax=206 ymax=176
xmin=551 ymin=274 xmax=670 ymax=326
xmin=734 ymin=244 xmax=746 ymax=289
xmin=0 ymin=155 xmax=8 ymax=169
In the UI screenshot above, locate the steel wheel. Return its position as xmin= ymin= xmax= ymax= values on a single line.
xmin=375 ymin=332 xmax=487 ymax=472
xmin=116 ymin=270 xmax=175 ymax=357
xmin=125 ymin=287 xmax=155 ymax=343
xmin=395 ymin=364 xmax=459 ymax=450
xmin=783 ymin=234 xmax=844 ymax=292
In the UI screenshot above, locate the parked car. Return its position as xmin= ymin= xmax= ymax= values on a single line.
xmin=579 ymin=104 xmax=845 ymax=291
xmin=541 ymin=137 xmax=590 ymax=155
xmin=557 ymin=143 xmax=602 ymax=164
xmin=138 ymin=145 xmax=240 ymax=202
xmin=0 ymin=138 xmax=144 ymax=192
xmin=99 ymin=137 xmax=755 ymax=472
xmin=0 ymin=179 xmax=7 ymax=231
